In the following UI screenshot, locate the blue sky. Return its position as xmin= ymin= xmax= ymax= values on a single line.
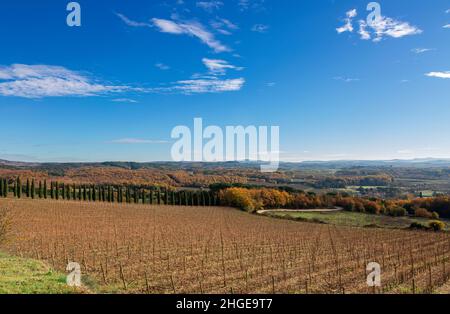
xmin=0 ymin=0 xmax=449 ymax=162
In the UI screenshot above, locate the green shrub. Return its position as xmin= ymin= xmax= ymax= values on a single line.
xmin=428 ymin=220 xmax=446 ymax=232
xmin=409 ymin=222 xmax=428 ymax=231
xmin=432 ymin=212 xmax=440 ymax=219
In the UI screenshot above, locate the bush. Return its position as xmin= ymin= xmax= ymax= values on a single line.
xmin=428 ymin=220 xmax=446 ymax=232
xmin=432 ymin=212 xmax=440 ymax=219
xmin=387 ymin=206 xmax=407 ymax=217
xmin=409 ymin=222 xmax=428 ymax=231
xmin=415 ymin=208 xmax=433 ymax=219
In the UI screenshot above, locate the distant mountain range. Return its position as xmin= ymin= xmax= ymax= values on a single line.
xmin=2 ymin=158 xmax=450 ymax=170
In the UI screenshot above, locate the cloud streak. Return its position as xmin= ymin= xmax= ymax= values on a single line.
xmin=151 ymin=17 xmax=229 ymax=52
xmin=425 ymin=71 xmax=450 ymax=79
xmin=0 ymin=64 xmax=131 ymax=98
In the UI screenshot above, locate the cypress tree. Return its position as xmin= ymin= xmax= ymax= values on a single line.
xmin=26 ymin=178 xmax=30 ymax=198
xmin=157 ymin=189 xmax=161 ymax=205
xmin=43 ymin=180 xmax=47 ymax=199
xmin=0 ymin=179 xmax=3 ymax=197
xmin=17 ymin=177 xmax=22 ymax=198
xmin=83 ymin=185 xmax=87 ymax=201
xmin=66 ymin=185 xmax=70 ymax=200
xmin=142 ymin=189 xmax=146 ymax=204
xmin=165 ymin=189 xmax=169 ymax=205
xmin=4 ymin=179 xmax=8 ymax=198
xmin=126 ymin=187 xmax=130 ymax=203
xmin=62 ymin=183 xmax=66 ymax=200
xmin=149 ymin=191 xmax=153 ymax=205
xmin=111 ymin=187 xmax=115 ymax=202
xmin=55 ymin=182 xmax=59 ymax=200
xmin=31 ymin=179 xmax=35 ymax=199
xmin=92 ymin=186 xmax=96 ymax=202
xmin=38 ymin=181 xmax=42 ymax=199
xmin=134 ymin=187 xmax=138 ymax=204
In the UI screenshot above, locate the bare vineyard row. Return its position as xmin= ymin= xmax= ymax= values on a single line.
xmin=2 ymin=199 xmax=449 ymax=294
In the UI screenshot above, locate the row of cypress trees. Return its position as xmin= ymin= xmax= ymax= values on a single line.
xmin=0 ymin=177 xmax=219 ymax=206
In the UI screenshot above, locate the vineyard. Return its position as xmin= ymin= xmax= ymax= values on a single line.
xmin=1 ymin=198 xmax=449 ymax=294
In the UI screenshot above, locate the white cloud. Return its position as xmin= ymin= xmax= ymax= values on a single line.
xmin=336 ymin=9 xmax=357 ymax=34
xmin=202 ymin=58 xmax=243 ymax=74
xmin=110 ymin=138 xmax=169 ymax=144
xmin=358 ymin=15 xmax=422 ymax=42
xmin=446 ymin=9 xmax=450 ymax=14
xmin=411 ymin=48 xmax=433 ymax=54
xmin=425 ymin=71 xmax=450 ymax=79
xmin=112 ymin=98 xmax=138 ymax=103
xmin=196 ymin=1 xmax=223 ymax=12
xmin=444 ymin=24 xmax=450 ymax=28
xmin=155 ymin=63 xmax=170 ymax=70
xmin=251 ymin=24 xmax=269 ymax=33
xmin=0 ymin=64 xmax=130 ymax=98
xmin=116 ymin=13 xmax=152 ymax=27
xmin=338 ymin=9 xmax=422 ymax=41
xmin=333 ymin=76 xmax=360 ymax=83
xmin=171 ymin=77 xmax=245 ymax=93
xmin=210 ymin=18 xmax=238 ymax=35
xmin=152 ymin=18 xmax=229 ymax=52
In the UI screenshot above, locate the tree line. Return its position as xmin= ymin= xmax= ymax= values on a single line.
xmin=0 ymin=177 xmax=219 ymax=207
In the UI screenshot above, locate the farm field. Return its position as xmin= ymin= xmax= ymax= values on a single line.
xmin=1 ymin=198 xmax=449 ymax=294
xmin=261 ymin=210 xmax=450 ymax=231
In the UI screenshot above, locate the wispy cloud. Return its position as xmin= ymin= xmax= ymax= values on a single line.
xmin=337 ymin=9 xmax=422 ymax=41
xmin=444 ymin=24 xmax=450 ymax=29
xmin=112 ymin=98 xmax=138 ymax=103
xmin=171 ymin=77 xmax=245 ymax=93
xmin=336 ymin=9 xmax=357 ymax=33
xmin=196 ymin=1 xmax=223 ymax=12
xmin=0 ymin=64 xmax=132 ymax=98
xmin=116 ymin=13 xmax=152 ymax=28
xmin=411 ymin=48 xmax=434 ymax=54
xmin=210 ymin=18 xmax=238 ymax=35
xmin=109 ymin=138 xmax=169 ymax=144
xmin=333 ymin=76 xmax=360 ymax=83
xmin=151 ymin=17 xmax=229 ymax=52
xmin=251 ymin=24 xmax=269 ymax=33
xmin=202 ymin=58 xmax=243 ymax=75
xmin=425 ymin=71 xmax=450 ymax=79
xmin=155 ymin=63 xmax=170 ymax=70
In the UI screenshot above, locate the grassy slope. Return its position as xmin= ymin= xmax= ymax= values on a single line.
xmin=0 ymin=251 xmax=78 ymax=294
xmin=264 ymin=210 xmax=449 ymax=231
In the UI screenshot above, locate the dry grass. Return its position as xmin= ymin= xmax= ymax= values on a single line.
xmin=1 ymin=198 xmax=449 ymax=294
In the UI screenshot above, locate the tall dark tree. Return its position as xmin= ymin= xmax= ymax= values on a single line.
xmin=26 ymin=178 xmax=30 ymax=198
xmin=83 ymin=185 xmax=87 ymax=201
xmin=31 ymin=179 xmax=35 ymax=199
xmin=43 ymin=180 xmax=47 ymax=199
xmin=92 ymin=186 xmax=96 ymax=202
xmin=4 ymin=179 xmax=8 ymax=198
xmin=38 ymin=181 xmax=43 ymax=199
xmin=165 ymin=189 xmax=169 ymax=205
xmin=62 ymin=183 xmax=66 ymax=200
xmin=17 ymin=177 xmax=22 ymax=198
xmin=157 ymin=189 xmax=161 ymax=205
xmin=55 ymin=181 xmax=59 ymax=200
